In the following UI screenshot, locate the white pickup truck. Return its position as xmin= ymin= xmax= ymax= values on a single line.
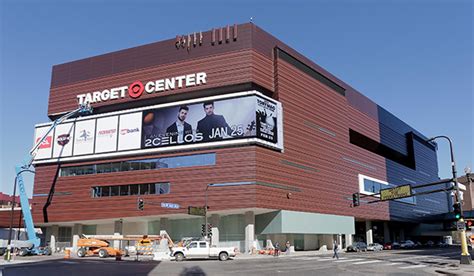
xmin=171 ymin=241 xmax=236 ymax=261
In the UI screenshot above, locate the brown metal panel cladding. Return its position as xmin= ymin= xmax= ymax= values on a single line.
xmin=32 ymin=147 xmax=258 ymax=223
xmin=254 ymin=59 xmax=389 ymax=221
xmin=50 ymin=23 xmax=255 ymax=88
xmin=0 ymin=210 xmax=23 ymax=228
xmin=48 ymin=50 xmax=274 ymax=116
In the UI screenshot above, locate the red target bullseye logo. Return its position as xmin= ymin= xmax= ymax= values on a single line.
xmin=129 ymin=81 xmax=144 ymax=98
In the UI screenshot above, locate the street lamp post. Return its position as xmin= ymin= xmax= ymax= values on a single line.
xmin=428 ymin=135 xmax=472 ymax=265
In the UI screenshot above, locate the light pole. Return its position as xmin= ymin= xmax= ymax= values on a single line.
xmin=428 ymin=135 xmax=472 ymax=265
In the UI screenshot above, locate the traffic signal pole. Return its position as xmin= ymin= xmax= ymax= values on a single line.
xmin=428 ymin=136 xmax=471 ymax=265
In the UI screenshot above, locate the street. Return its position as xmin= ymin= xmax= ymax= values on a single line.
xmin=1 ymin=247 xmax=474 ymax=275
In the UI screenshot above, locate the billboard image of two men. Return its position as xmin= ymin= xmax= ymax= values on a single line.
xmin=142 ymin=96 xmax=259 ymax=149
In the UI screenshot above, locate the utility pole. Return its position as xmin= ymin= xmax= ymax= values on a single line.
xmin=428 ymin=136 xmax=472 ymax=265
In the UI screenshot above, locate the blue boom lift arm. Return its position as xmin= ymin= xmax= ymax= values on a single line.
xmin=16 ymin=103 xmax=92 ymax=253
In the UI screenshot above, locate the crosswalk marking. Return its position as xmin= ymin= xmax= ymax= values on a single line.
xmin=334 ymin=258 xmax=363 ymax=263
xmin=382 ymin=262 xmax=402 ymax=266
xmin=353 ymin=260 xmax=383 ymax=265
xmin=400 ymin=264 xmax=427 ymax=269
xmin=317 ymin=257 xmax=333 ymax=261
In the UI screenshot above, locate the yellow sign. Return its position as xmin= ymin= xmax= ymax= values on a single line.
xmin=380 ymin=185 xmax=412 ymax=201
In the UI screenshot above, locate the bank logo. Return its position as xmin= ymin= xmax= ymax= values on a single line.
xmin=98 ymin=129 xmax=116 ymax=138
xmin=36 ymin=136 xmax=52 ymax=149
xmin=76 ymin=129 xmax=92 ymax=142
xmin=57 ymin=134 xmax=71 ymax=146
xmin=120 ymin=128 xmax=139 ymax=135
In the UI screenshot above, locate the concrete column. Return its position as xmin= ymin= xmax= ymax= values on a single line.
xmin=365 ymin=221 xmax=373 ymax=244
xmin=345 ymin=234 xmax=353 ymax=248
xmin=337 ymin=234 xmax=343 ymax=248
xmin=160 ymin=218 xmax=170 ymax=232
xmin=51 ymin=225 xmax=59 ymax=253
xmin=383 ymin=222 xmax=390 ymax=243
xmin=400 ymin=228 xmax=405 ymax=241
xmin=211 ymin=227 xmax=219 ymax=247
xmin=72 ymin=223 xmax=83 ymax=251
xmin=244 ymin=211 xmax=255 ymax=254
xmin=113 ymin=220 xmax=123 ymax=249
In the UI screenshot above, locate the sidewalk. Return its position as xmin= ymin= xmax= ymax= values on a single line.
xmin=235 ymin=250 xmax=340 ymax=260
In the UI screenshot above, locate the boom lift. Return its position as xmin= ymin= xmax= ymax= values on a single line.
xmin=9 ymin=104 xmax=92 ymax=259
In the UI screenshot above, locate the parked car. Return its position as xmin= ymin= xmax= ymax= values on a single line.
xmin=425 ymin=240 xmax=434 ymax=247
xmin=367 ymin=243 xmax=383 ymax=251
xmin=400 ymin=240 xmax=416 ymax=249
xmin=346 ymin=242 xmax=367 ymax=252
xmin=383 ymin=242 xmax=392 ymax=250
xmin=437 ymin=241 xmax=449 ymax=248
xmin=391 ymin=242 xmax=400 ymax=249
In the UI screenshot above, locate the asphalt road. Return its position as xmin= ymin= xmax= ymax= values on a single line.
xmin=2 ymin=247 xmax=474 ymax=276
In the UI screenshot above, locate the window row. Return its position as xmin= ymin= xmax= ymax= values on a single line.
xmin=61 ymin=153 xmax=215 ymax=177
xmin=91 ymin=183 xmax=170 ymax=198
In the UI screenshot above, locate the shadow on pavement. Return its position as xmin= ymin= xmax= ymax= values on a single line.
xmin=179 ymin=266 xmax=206 ymax=276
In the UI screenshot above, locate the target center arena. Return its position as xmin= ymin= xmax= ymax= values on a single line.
xmin=27 ymin=23 xmax=452 ymax=252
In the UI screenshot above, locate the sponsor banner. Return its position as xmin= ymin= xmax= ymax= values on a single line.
xmin=118 ymin=113 xmax=142 ymax=151
xmin=33 ymin=92 xmax=283 ymax=163
xmin=33 ymin=126 xmax=54 ymax=159
xmin=52 ymin=123 xmax=74 ymax=158
xmin=73 ymin=119 xmax=96 ymax=155
xmin=256 ymin=98 xmax=278 ymax=143
xmin=95 ymin=116 xmax=118 ymax=153
xmin=142 ymin=96 xmax=257 ymax=149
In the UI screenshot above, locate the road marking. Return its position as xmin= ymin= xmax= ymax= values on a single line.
xmin=399 ymin=264 xmax=427 ymax=269
xmin=353 ymin=260 xmax=383 ymax=265
xmin=317 ymin=257 xmax=334 ymax=261
xmin=382 ymin=262 xmax=402 ymax=266
xmin=334 ymin=258 xmax=363 ymax=263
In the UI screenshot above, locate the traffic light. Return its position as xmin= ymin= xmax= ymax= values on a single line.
xmin=453 ymin=202 xmax=462 ymax=220
xmin=208 ymin=224 xmax=213 ymax=237
xmin=137 ymin=198 xmax=144 ymax=211
xmin=201 ymin=224 xmax=206 ymax=237
xmin=352 ymin=192 xmax=360 ymax=207
xmin=466 ymin=220 xmax=473 ymax=230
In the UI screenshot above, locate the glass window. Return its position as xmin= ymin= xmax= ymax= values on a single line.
xmin=111 ymin=162 xmax=121 ymax=172
xmin=139 ymin=184 xmax=149 ymax=195
xmin=149 ymin=183 xmax=156 ymax=195
xmin=92 ymin=187 xmax=101 ymax=198
xmin=140 ymin=161 xmax=151 ymax=170
xmin=97 ymin=163 xmax=111 ymax=174
xmin=121 ymin=161 xmax=130 ymax=171
xmin=159 ymin=183 xmax=170 ymax=194
xmin=188 ymin=242 xmax=197 ymax=248
xmin=130 ymin=185 xmax=139 ymax=195
xmin=60 ymin=153 xmax=216 ymax=177
xmin=101 ymin=186 xmax=110 ymax=197
xmin=199 ymin=242 xmax=207 ymax=248
xmin=58 ymin=227 xmax=72 ymax=243
xmin=110 ymin=186 xmax=119 ymax=196
xmin=120 ymin=185 xmax=129 ymax=196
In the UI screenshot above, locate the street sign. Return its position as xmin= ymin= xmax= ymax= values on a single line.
xmin=380 ymin=185 xmax=412 ymax=201
xmin=457 ymin=221 xmax=466 ymax=231
xmin=161 ymin=202 xmax=180 ymax=209
xmin=188 ymin=206 xmax=206 ymax=216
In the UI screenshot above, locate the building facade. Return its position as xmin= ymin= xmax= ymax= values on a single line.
xmin=31 ymin=23 xmax=449 ymax=251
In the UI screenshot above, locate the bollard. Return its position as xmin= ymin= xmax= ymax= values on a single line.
xmin=64 ymin=249 xmax=71 ymax=259
xmin=115 ymin=251 xmax=122 ymax=261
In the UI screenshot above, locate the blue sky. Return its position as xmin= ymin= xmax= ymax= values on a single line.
xmin=0 ymin=0 xmax=472 ymax=197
